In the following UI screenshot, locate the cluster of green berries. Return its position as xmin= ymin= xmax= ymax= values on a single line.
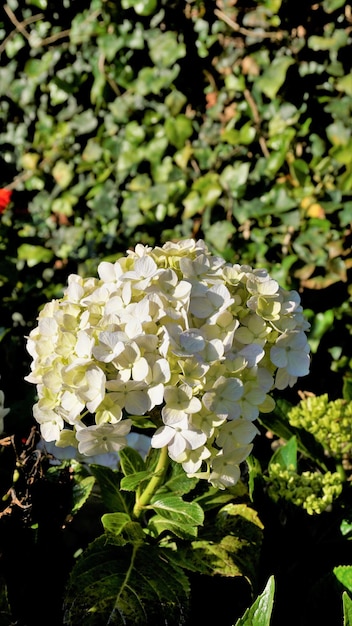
xmin=267 ymin=463 xmax=343 ymax=515
xmin=288 ymin=394 xmax=352 ymax=458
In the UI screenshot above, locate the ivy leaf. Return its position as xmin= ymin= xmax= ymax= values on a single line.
xmin=256 ymin=57 xmax=294 ymax=99
xmin=63 ymin=536 xmax=190 ymax=626
xmin=17 ymin=244 xmax=53 ymax=267
xmin=165 ymin=115 xmax=193 ymax=149
xmin=122 ymin=0 xmax=158 ymax=16
xmin=234 ymin=576 xmax=275 ymax=626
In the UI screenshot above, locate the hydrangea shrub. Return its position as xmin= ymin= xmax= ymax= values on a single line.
xmin=26 ymin=239 xmax=310 ymax=488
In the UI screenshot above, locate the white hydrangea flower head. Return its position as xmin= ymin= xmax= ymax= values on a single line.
xmin=26 ymin=238 xmax=310 ymax=488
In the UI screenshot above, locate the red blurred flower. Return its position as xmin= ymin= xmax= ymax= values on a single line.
xmin=0 ymin=189 xmax=12 ymax=213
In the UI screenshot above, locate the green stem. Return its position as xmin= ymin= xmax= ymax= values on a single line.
xmin=133 ymin=445 xmax=169 ymax=519
xmin=336 ymin=462 xmax=347 ymax=483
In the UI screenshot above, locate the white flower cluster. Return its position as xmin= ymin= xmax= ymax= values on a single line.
xmin=26 ymin=239 xmax=310 ymax=488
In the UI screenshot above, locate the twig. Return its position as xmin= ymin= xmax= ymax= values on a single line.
xmin=0 ymin=5 xmax=44 ymax=54
xmin=243 ymin=88 xmax=270 ymax=158
xmin=214 ymin=8 xmax=285 ymax=41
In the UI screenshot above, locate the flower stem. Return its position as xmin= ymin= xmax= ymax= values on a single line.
xmin=336 ymin=462 xmax=347 ymax=483
xmin=133 ymin=446 xmax=169 ymax=519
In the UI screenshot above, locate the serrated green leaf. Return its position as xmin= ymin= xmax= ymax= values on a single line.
xmin=334 ymin=566 xmax=352 ymax=593
xmin=101 ymin=512 xmax=132 ymax=536
xmin=158 ymin=460 xmax=199 ymax=496
xmin=194 ymin=484 xmax=246 ymax=512
xmin=148 ymin=515 xmax=199 ymax=539
xmin=177 ymin=503 xmax=263 ymax=581
xmin=63 ymin=536 xmax=190 ymax=626
xmin=119 ymin=446 xmax=146 ymax=476
xmin=217 ymin=503 xmax=264 ymax=531
xmin=89 ymin=465 xmax=133 ymax=514
xmin=120 ymin=470 xmax=154 ymax=492
xmin=343 ymin=592 xmax=352 ymax=626
xmin=149 ymin=494 xmax=204 ymax=527
xmin=234 ymin=576 xmax=275 ymax=626
xmin=71 ymin=476 xmax=95 ymax=516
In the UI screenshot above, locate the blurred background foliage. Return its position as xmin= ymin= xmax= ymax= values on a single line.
xmin=0 ymin=0 xmax=352 ymax=427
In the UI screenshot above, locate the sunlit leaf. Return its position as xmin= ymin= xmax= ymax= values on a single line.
xmin=234 ymin=576 xmax=275 ymax=626
xmin=256 ymin=57 xmax=295 ymax=99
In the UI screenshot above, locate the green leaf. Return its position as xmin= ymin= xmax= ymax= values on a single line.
xmin=120 ymin=470 xmax=154 ymax=492
xmin=256 ymin=57 xmax=295 ymax=99
xmin=71 ymin=476 xmax=96 ymax=516
xmin=101 ymin=512 xmax=132 ymax=536
xmin=220 ymin=162 xmax=250 ymax=199
xmin=149 ymin=494 xmax=204 ymax=527
xmin=308 ymin=30 xmax=348 ymax=52
xmin=177 ymin=503 xmax=263 ymax=582
xmin=17 ymin=244 xmax=54 ymax=267
xmin=259 ymin=401 xmax=328 ymax=471
xmin=323 ymin=0 xmax=346 ymax=11
xmin=246 ymin=455 xmax=263 ymax=501
xmin=122 ymin=0 xmax=158 ymax=16
xmin=158 ymin=460 xmax=199 ymax=496
xmin=269 ymin=436 xmax=297 ymax=471
xmin=165 ymin=115 xmax=193 ymax=149
xmin=148 ymin=515 xmax=199 ymax=539
xmin=234 ymin=576 xmax=275 ymax=626
xmin=89 ymin=465 xmax=133 ymax=514
xmin=343 ymin=592 xmax=352 ymax=626
xmin=63 ymin=536 xmax=190 ymax=626
xmin=334 ymin=566 xmax=352 ymax=593
xmin=194 ymin=483 xmax=247 ymax=512
xmin=205 ymin=221 xmax=236 ymax=252
xmin=119 ymin=446 xmax=146 ymax=476
xmin=148 ymin=31 xmax=186 ymax=68
xmin=307 ymin=309 xmax=335 ymax=353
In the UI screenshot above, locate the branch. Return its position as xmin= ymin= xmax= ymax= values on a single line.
xmin=214 ymin=8 xmax=285 ymax=41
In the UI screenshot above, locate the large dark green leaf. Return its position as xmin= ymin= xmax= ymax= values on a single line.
xmin=177 ymin=503 xmax=263 ymax=583
xmin=63 ymin=536 xmax=190 ymax=626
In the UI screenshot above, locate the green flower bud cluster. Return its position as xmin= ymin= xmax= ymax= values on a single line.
xmin=267 ymin=463 xmax=343 ymax=515
xmin=288 ymin=394 xmax=352 ymax=458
